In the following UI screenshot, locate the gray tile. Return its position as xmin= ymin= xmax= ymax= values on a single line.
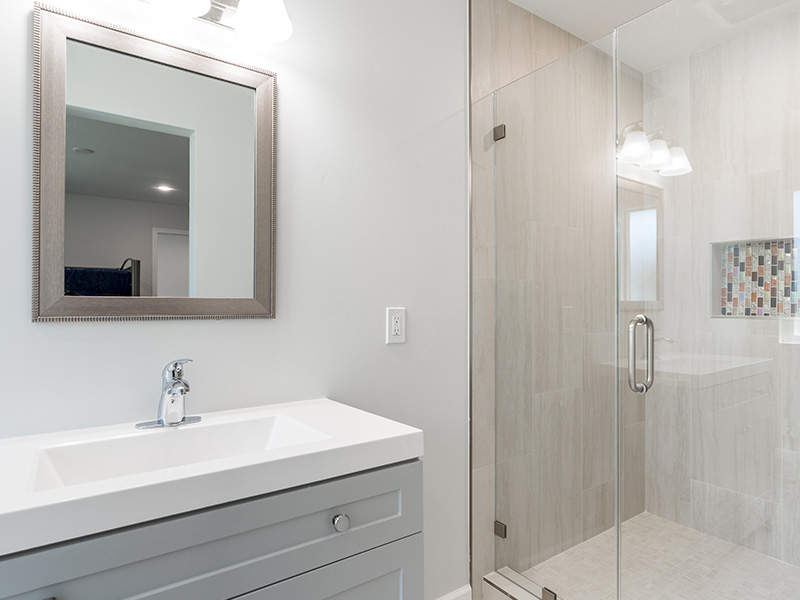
xmin=645 ymin=378 xmax=691 ymax=525
xmin=495 ymin=455 xmax=535 ymax=572
xmin=691 ymin=480 xmax=782 ymax=559
xmin=692 ymin=384 xmax=780 ymax=502
xmin=622 ymin=421 xmax=645 ymax=521
xmin=472 ymin=277 xmax=496 ymax=470
xmin=525 ymin=512 xmax=800 ymax=600
xmin=783 ymin=449 xmax=800 ymax=567
xmin=582 ymin=479 xmax=615 ymax=541
xmin=531 ymin=387 xmax=584 ymax=565
xmin=472 ymin=465 xmax=496 ymax=599
xmin=582 ymin=334 xmax=616 ymax=492
xmin=471 ymin=94 xmax=496 ymax=281
xmin=495 ymin=279 xmax=533 ymax=462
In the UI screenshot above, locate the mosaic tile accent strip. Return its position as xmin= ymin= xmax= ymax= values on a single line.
xmin=718 ymin=239 xmax=798 ymax=317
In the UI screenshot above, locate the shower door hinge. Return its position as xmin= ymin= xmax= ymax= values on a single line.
xmin=494 ymin=520 xmax=507 ymax=539
xmin=542 ymin=588 xmax=557 ymax=600
xmin=493 ymin=124 xmax=506 ymax=141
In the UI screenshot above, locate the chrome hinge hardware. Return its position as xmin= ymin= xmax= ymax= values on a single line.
xmin=494 ymin=520 xmax=507 ymax=539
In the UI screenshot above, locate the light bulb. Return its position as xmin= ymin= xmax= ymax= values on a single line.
xmin=236 ymin=0 xmax=293 ymax=43
xmin=640 ymin=139 xmax=672 ymax=171
xmin=618 ymin=130 xmax=652 ymax=165
xmin=660 ymin=146 xmax=693 ymax=177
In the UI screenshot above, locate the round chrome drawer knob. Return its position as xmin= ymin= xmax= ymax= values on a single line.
xmin=332 ymin=513 xmax=351 ymax=532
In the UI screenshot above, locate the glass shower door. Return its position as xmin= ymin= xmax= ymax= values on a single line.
xmin=614 ymin=1 xmax=800 ymax=598
xmin=494 ymin=2 xmax=800 ymax=599
xmin=492 ymin=38 xmax=619 ymax=598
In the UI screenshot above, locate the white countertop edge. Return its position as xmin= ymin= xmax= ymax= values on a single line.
xmin=0 ymin=399 xmax=423 ymax=557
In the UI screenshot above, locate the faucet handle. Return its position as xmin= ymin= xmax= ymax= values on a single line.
xmin=162 ymin=358 xmax=193 ymax=380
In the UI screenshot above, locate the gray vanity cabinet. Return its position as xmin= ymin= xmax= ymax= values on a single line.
xmin=1 ymin=461 xmax=422 ymax=600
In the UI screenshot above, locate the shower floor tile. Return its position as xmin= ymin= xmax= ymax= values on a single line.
xmin=521 ymin=512 xmax=800 ymax=600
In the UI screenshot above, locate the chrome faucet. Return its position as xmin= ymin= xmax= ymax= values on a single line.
xmin=136 ymin=359 xmax=202 ymax=429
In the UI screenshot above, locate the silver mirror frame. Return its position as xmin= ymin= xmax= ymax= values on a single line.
xmin=33 ymin=3 xmax=276 ymax=322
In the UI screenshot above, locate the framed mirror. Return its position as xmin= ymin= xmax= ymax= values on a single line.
xmin=33 ymin=3 xmax=276 ymax=321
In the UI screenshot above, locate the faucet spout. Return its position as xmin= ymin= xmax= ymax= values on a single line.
xmin=136 ymin=359 xmax=201 ymax=430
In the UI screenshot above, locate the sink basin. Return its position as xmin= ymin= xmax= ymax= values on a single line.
xmin=32 ymin=414 xmax=330 ymax=491
xmin=0 ymin=398 xmax=423 ymax=557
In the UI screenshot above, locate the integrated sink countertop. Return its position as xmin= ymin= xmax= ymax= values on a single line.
xmin=0 ymin=398 xmax=423 ymax=557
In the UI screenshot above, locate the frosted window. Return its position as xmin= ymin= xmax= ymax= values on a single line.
xmin=628 ymin=208 xmax=657 ymax=302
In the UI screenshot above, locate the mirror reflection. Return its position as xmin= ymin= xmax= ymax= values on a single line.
xmin=64 ymin=40 xmax=256 ymax=299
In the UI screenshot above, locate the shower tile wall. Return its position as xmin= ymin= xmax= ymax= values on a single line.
xmin=633 ymin=10 xmax=800 ymax=567
xmin=492 ymin=43 xmax=621 ymax=573
xmin=469 ymin=0 xmax=592 ymax=596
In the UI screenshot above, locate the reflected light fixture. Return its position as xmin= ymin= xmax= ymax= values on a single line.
xmin=617 ymin=123 xmax=652 ymax=164
xmin=156 ymin=184 xmax=176 ymax=192
xmin=659 ymin=146 xmax=693 ymax=177
xmin=639 ymin=138 xmax=672 ymax=171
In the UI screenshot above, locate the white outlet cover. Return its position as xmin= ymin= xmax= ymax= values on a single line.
xmin=386 ymin=307 xmax=406 ymax=344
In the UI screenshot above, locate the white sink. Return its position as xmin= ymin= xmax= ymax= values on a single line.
xmin=32 ymin=414 xmax=330 ymax=491
xmin=0 ymin=399 xmax=423 ymax=557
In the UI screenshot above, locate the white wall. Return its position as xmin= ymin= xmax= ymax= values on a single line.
xmin=65 ymin=193 xmax=190 ymax=296
xmin=0 ymin=1 xmax=469 ymax=598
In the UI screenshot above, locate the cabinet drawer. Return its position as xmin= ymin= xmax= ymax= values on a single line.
xmin=2 ymin=460 xmax=422 ymax=600
xmin=240 ymin=533 xmax=423 ymax=600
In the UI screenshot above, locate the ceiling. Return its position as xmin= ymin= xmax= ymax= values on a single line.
xmin=65 ymin=109 xmax=190 ymax=206
xmin=508 ymin=0 xmax=669 ymax=45
xmin=510 ymin=0 xmax=800 ymax=73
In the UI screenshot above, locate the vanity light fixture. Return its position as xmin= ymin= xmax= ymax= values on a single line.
xmin=194 ymin=0 xmax=293 ymax=42
xmin=234 ymin=0 xmax=293 ymax=43
xmin=141 ymin=0 xmax=211 ymax=17
xmin=618 ymin=123 xmax=693 ymax=177
xmin=140 ymin=0 xmax=211 ymax=17
xmin=140 ymin=0 xmax=293 ymax=42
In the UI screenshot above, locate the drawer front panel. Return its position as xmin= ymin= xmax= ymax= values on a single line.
xmin=1 ymin=461 xmax=422 ymax=600
xmin=238 ymin=533 xmax=423 ymax=600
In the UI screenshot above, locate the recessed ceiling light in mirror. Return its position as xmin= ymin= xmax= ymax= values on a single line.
xmin=156 ymin=184 xmax=176 ymax=192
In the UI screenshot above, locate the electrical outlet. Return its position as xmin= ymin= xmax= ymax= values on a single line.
xmin=386 ymin=307 xmax=406 ymax=344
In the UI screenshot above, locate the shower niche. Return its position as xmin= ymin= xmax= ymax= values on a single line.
xmin=712 ymin=238 xmax=799 ymax=318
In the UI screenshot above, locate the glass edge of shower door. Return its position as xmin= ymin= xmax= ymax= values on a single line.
xmin=492 ymin=32 xmax=619 ymax=600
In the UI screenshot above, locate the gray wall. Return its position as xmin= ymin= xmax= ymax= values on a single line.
xmin=0 ymin=1 xmax=469 ymax=598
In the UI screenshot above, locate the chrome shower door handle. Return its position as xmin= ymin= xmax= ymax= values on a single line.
xmin=628 ymin=314 xmax=654 ymax=394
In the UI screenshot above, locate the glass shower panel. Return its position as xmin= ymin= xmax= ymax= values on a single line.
xmin=492 ymin=39 xmax=617 ymax=597
xmin=614 ymin=1 xmax=800 ymax=598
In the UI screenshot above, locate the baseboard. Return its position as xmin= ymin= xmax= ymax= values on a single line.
xmin=437 ymin=584 xmax=472 ymax=600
